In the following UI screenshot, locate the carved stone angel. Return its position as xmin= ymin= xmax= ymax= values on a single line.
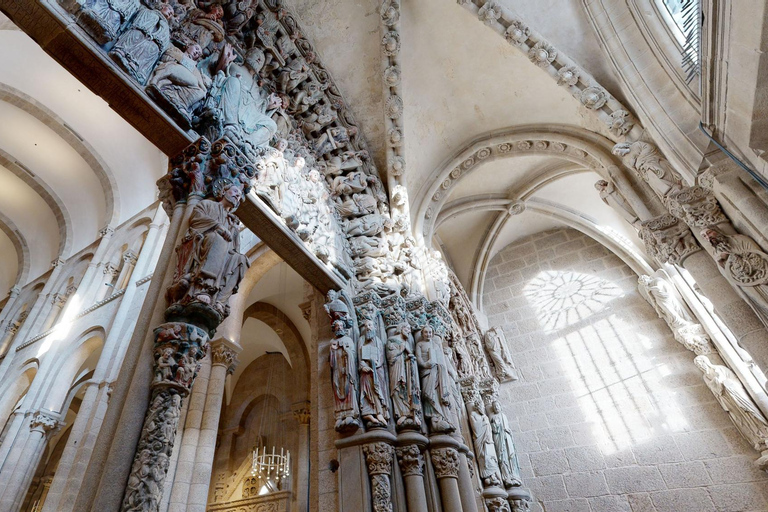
xmin=694 ymin=356 xmax=768 ymax=468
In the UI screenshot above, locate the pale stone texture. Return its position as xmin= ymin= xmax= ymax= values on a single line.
xmin=483 ymin=228 xmax=768 ymax=511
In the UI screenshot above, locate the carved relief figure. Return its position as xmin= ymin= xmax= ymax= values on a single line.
xmin=166 ymin=181 xmax=249 ymax=318
xmin=594 ymin=179 xmax=639 ymax=226
xmin=330 ymin=319 xmax=360 ymax=431
xmin=484 ymin=327 xmax=517 ymax=381
xmin=694 ymin=356 xmax=768 ymax=468
xmin=488 ymin=400 xmax=522 ymax=488
xmin=702 ymin=228 xmax=768 ymax=325
xmin=386 ymin=323 xmax=421 ymax=429
xmin=110 ymin=4 xmax=173 ymax=85
xmin=77 ymin=0 xmax=140 ymax=45
xmin=612 ymin=141 xmax=682 ymax=198
xmin=415 ymin=325 xmax=455 ymax=433
xmin=148 ymin=42 xmax=211 ymax=126
xmin=359 ymin=319 xmax=390 ymax=427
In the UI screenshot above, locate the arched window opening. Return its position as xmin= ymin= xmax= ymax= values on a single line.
xmin=655 ymin=0 xmax=701 ymax=84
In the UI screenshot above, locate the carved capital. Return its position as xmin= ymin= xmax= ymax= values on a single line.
xmin=30 ymin=411 xmax=61 ymax=437
xmin=122 ymin=250 xmax=139 ymax=266
xmin=51 ymin=257 xmax=66 ymax=269
xmin=103 ymin=262 xmax=120 ymax=277
xmin=292 ymin=407 xmax=311 ymax=425
xmin=639 ymin=214 xmax=701 ymax=265
xmin=9 ymin=285 xmax=21 ymax=298
xmin=210 ymin=342 xmax=238 ymax=374
xmin=396 ymin=444 xmax=424 ymax=476
xmin=99 ymin=225 xmax=115 ymax=238
xmin=510 ymin=498 xmax=532 ymax=512
xmin=51 ymin=293 xmax=68 ymax=308
xmin=430 ymin=447 xmax=460 ymax=479
xmin=363 ymin=442 xmax=394 ymax=476
xmin=666 ymin=186 xmax=728 ymax=229
xmin=486 ymin=496 xmax=512 ymax=512
xmin=299 ymin=301 xmax=312 ymax=321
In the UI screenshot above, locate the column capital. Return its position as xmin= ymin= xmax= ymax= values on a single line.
xmin=122 ymin=250 xmax=139 ymax=265
xmin=362 ymin=442 xmax=394 ymax=476
xmin=395 ymin=444 xmax=424 ymax=476
xmin=103 ymin=262 xmax=120 ymax=277
xmin=51 ymin=257 xmax=66 ymax=269
xmin=431 ymin=447 xmax=460 ymax=480
xmin=99 ymin=225 xmax=115 ymax=238
xmin=666 ymin=185 xmax=728 ymax=229
xmin=291 ymin=402 xmax=311 ymax=425
xmin=9 ymin=285 xmax=21 ymax=298
xmin=639 ymin=214 xmax=701 ymax=265
xmin=210 ymin=339 xmax=239 ymax=374
xmin=29 ymin=410 xmax=62 ymax=437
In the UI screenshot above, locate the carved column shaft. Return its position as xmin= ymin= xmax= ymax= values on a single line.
xmin=362 ymin=442 xmax=394 ymax=512
xmin=395 ymin=444 xmax=428 ymax=512
xmin=430 ymin=446 xmax=462 ymax=512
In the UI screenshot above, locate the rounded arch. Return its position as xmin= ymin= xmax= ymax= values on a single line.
xmin=240 ymin=301 xmax=310 ymax=401
xmin=0 ymin=210 xmax=30 ymax=288
xmin=414 ymin=124 xmax=628 ymax=242
xmin=0 ymin=358 xmax=38 ymax=434
xmin=0 ymin=82 xmax=120 ymax=228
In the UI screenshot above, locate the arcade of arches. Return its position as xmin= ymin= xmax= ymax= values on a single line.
xmin=1 ymin=1 xmax=768 ymax=511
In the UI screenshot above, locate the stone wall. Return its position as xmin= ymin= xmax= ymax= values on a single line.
xmin=483 ymin=228 xmax=768 ymax=512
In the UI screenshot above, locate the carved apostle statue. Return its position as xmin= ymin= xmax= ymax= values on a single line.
xmin=488 ymin=400 xmax=523 ymax=488
xmin=483 ymin=327 xmax=517 ymax=382
xmin=467 ymin=398 xmax=502 ymax=487
xmin=358 ymin=319 xmax=390 ymax=427
xmin=385 ymin=323 xmax=421 ymax=429
xmin=594 ymin=179 xmax=639 ymax=226
xmin=330 ymin=319 xmax=360 ymax=431
xmin=612 ymin=141 xmax=681 ymax=198
xmin=148 ymin=42 xmax=211 ymax=126
xmin=166 ymin=181 xmax=249 ymax=318
xmin=109 ymin=4 xmax=173 ymax=85
xmin=694 ymin=356 xmax=768 ymax=468
xmin=415 ymin=325 xmax=456 ymax=433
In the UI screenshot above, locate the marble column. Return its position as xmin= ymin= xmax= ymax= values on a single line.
xmin=0 ymin=285 xmax=21 ymax=332
xmin=186 ymin=340 xmax=237 ymax=512
xmin=292 ymin=405 xmax=311 ymax=512
xmin=41 ymin=292 xmax=69 ymax=332
xmin=0 ymin=411 xmax=61 ymax=512
xmin=116 ymin=251 xmax=139 ymax=291
xmin=430 ymin=442 xmax=462 ymax=512
xmin=77 ymin=226 xmax=115 ymax=305
xmin=362 ymin=441 xmax=395 ymax=512
xmin=457 ymin=449 xmax=480 ymax=512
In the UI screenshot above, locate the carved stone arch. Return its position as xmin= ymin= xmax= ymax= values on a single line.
xmin=0 ymin=210 xmax=30 ymax=288
xmin=102 ymin=217 xmax=152 ymax=266
xmin=0 ymin=82 xmax=120 ymax=227
xmin=465 ymin=197 xmax=655 ymax=309
xmin=49 ymin=253 xmax=93 ymax=297
xmin=241 ymin=301 xmax=310 ymax=403
xmin=0 ymin=147 xmax=72 ymax=257
xmin=414 ymin=124 xmax=628 ymax=242
xmin=0 ymin=358 xmax=38 ymax=432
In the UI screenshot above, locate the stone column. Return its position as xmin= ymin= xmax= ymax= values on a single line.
xmin=16 ymin=258 xmax=67 ymax=343
xmin=362 ymin=441 xmax=395 ymax=512
xmin=430 ymin=443 xmax=462 ymax=512
xmin=186 ymin=340 xmax=238 ymax=512
xmin=457 ymin=449 xmax=479 ymax=512
xmin=41 ymin=292 xmax=69 ymax=332
xmin=95 ymin=263 xmax=120 ymax=302
xmin=77 ymin=226 xmax=115 ymax=304
xmin=0 ymin=411 xmax=61 ymax=512
xmin=395 ymin=442 xmax=428 ymax=512
xmin=117 ymin=137 xmax=253 ymax=512
xmin=116 ymin=251 xmax=139 ymax=291
xmin=292 ymin=405 xmax=311 ymax=512
xmin=0 ymin=285 xmax=21 ymax=331
xmin=0 ymin=323 xmax=20 ymax=359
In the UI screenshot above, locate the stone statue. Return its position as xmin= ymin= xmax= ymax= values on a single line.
xmin=344 ymin=213 xmax=390 ymax=237
xmin=415 ymin=325 xmax=455 ymax=433
xmin=694 ymin=356 xmax=768 ymax=468
xmin=331 ymin=171 xmax=374 ymax=197
xmin=77 ymin=0 xmax=140 ymax=45
xmin=148 ymin=43 xmax=211 ymax=126
xmin=166 ymin=181 xmax=249 ymax=319
xmin=467 ymin=398 xmax=501 ymax=487
xmin=702 ymin=228 xmax=768 ymax=325
xmin=637 ymin=273 xmax=720 ymax=356
xmin=594 ymin=179 xmax=639 ymax=226
xmin=385 ymin=323 xmax=421 ymax=429
xmin=488 ymin=400 xmax=522 ymax=488
xmin=612 ymin=141 xmax=682 ymax=198
xmin=483 ymin=327 xmax=517 ymax=382
xmin=109 ymin=4 xmax=173 ymax=85
xmin=330 ymin=319 xmax=360 ymax=431
xmin=337 ymin=193 xmax=378 ymax=218
xmin=358 ymin=319 xmax=390 ymax=428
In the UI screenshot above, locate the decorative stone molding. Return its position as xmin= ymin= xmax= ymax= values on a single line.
xmin=639 ymin=214 xmax=701 ymax=265
xmin=478 ymin=1 xmax=502 ymax=25
xmin=99 ymin=225 xmax=115 ymax=238
xmin=430 ymin=447 xmax=460 ymax=479
xmin=528 ymin=41 xmax=556 ymax=67
xmin=485 ymin=496 xmax=511 ymax=512
xmin=29 ymin=411 xmax=61 ymax=437
xmin=292 ymin=407 xmax=311 ymax=425
xmin=395 ymin=444 xmax=424 ymax=476
xmin=211 ymin=342 xmax=238 ymax=375
xmin=666 ymin=186 xmax=728 ymax=229
xmin=362 ymin=442 xmax=394 ymax=512
xmin=580 ymin=86 xmax=608 ymax=110
xmin=557 ymin=66 xmax=580 ymax=86
xmin=504 ymin=20 xmax=530 ymax=44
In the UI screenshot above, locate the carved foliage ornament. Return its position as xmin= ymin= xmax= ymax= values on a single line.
xmin=504 ymin=20 xmax=530 ymax=44
xmin=363 ymin=442 xmax=394 ymax=512
xmin=557 ymin=66 xmax=580 ymax=86
xmin=580 ymin=87 xmax=608 ymax=110
xmin=29 ymin=411 xmax=61 ymax=436
xmin=211 ymin=342 xmax=238 ymax=374
xmin=478 ymin=1 xmax=502 ymax=25
xmin=607 ymin=109 xmax=634 ymax=137
xmin=639 ymin=214 xmax=701 ymax=265
xmin=431 ymin=447 xmax=460 ymax=479
xmin=528 ymin=42 xmax=557 ymax=67
xmin=486 ymin=497 xmax=512 ymax=512
xmin=666 ymin=186 xmax=728 ymax=229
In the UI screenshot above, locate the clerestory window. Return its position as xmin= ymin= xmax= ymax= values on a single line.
xmin=655 ymin=0 xmax=701 ymax=84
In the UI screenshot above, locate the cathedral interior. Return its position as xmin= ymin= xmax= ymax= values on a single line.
xmin=2 ymin=0 xmax=768 ymax=511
